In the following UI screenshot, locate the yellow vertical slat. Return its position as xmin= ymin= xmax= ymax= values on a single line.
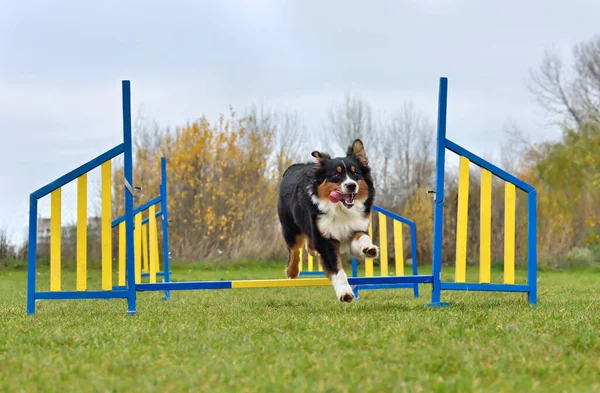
xmin=366 ymin=221 xmax=374 ymax=277
xmin=308 ymin=253 xmax=314 ymax=272
xmin=76 ymin=174 xmax=87 ymax=291
xmin=154 ymin=221 xmax=160 ymax=273
xmin=298 ymin=247 xmax=303 ymax=272
xmin=142 ymin=223 xmax=149 ymax=274
xmin=393 ymin=220 xmax=404 ymax=276
xmin=317 ymin=254 xmax=322 ymax=271
xmin=134 ymin=213 xmax=142 ymax=283
xmin=455 ymin=156 xmax=470 ymax=283
xmin=379 ymin=212 xmax=388 ymax=276
xmin=50 ymin=188 xmax=61 ymax=292
xmin=504 ymin=183 xmax=516 ymax=284
xmin=101 ymin=161 xmax=112 ymax=291
xmin=480 ymin=169 xmax=492 ymax=283
xmin=149 ymin=205 xmax=158 ymax=283
xmin=118 ymin=222 xmax=126 ymax=286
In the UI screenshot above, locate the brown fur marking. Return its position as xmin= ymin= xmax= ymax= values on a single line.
xmin=356 ymin=179 xmax=369 ymax=201
xmin=336 ymin=166 xmax=342 ymax=173
xmin=351 ymin=231 xmax=367 ymax=243
xmin=317 ymin=180 xmax=339 ymax=200
xmin=351 ymin=140 xmax=369 ymax=166
xmin=285 ymin=234 xmax=306 ymax=279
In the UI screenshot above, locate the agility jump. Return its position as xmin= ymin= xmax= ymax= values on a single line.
xmin=26 ymin=77 xmax=537 ymax=315
xmin=299 ymin=206 xmax=420 ymax=300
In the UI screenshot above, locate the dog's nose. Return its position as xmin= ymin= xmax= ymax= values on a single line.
xmin=346 ymin=183 xmax=357 ymax=192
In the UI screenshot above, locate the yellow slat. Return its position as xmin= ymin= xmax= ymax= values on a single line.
xmin=232 ymin=278 xmax=330 ymax=289
xmin=154 ymin=220 xmax=160 ymax=273
xmin=101 ymin=161 xmax=112 ymax=291
xmin=317 ymin=254 xmax=323 ymax=271
xmin=134 ymin=213 xmax=142 ymax=283
xmin=118 ymin=222 xmax=126 ymax=286
xmin=393 ymin=220 xmax=404 ymax=276
xmin=50 ymin=188 xmax=61 ymax=292
xmin=504 ymin=183 xmax=516 ymax=284
xmin=366 ymin=221 xmax=374 ymax=277
xmin=379 ymin=212 xmax=388 ymax=276
xmin=308 ymin=253 xmax=314 ymax=272
xmin=142 ymin=223 xmax=149 ymax=274
xmin=480 ymin=169 xmax=492 ymax=283
xmin=298 ymin=246 xmax=303 ymax=272
xmin=76 ymin=175 xmax=87 ymax=291
xmin=149 ymin=205 xmax=158 ymax=284
xmin=455 ymin=156 xmax=470 ymax=283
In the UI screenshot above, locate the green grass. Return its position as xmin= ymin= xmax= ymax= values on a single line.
xmin=1 ymin=262 xmax=599 ymax=393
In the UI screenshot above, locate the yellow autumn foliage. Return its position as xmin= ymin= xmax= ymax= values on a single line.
xmin=113 ymin=110 xmax=294 ymax=261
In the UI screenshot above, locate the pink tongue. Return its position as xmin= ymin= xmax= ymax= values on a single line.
xmin=329 ymin=190 xmax=354 ymax=204
xmin=329 ymin=190 xmax=345 ymax=203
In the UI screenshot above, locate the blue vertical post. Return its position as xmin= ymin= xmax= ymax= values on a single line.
xmin=409 ymin=222 xmax=420 ymax=298
xmin=427 ymin=77 xmax=450 ymax=308
xmin=160 ymin=156 xmax=171 ymax=300
xmin=27 ymin=195 xmax=38 ymax=315
xmin=122 ymin=80 xmax=137 ymax=315
xmin=351 ymin=257 xmax=359 ymax=299
xmin=527 ymin=190 xmax=537 ymax=305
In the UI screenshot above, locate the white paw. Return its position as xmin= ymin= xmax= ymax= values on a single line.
xmin=336 ymin=284 xmax=355 ymax=303
xmin=332 ymin=270 xmax=354 ymax=303
xmin=362 ymin=244 xmax=379 ymax=258
xmin=351 ymin=234 xmax=379 ymax=259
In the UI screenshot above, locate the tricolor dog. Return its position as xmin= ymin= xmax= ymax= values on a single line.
xmin=277 ymin=139 xmax=379 ymax=302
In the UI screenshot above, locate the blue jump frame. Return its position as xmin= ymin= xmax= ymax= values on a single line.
xmin=26 ymin=77 xmax=537 ymax=315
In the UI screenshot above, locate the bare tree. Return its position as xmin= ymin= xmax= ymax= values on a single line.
xmin=246 ymin=104 xmax=307 ymax=177
xmin=528 ymin=36 xmax=600 ymax=131
xmin=323 ymin=93 xmax=376 ymax=154
xmin=381 ymin=102 xmax=435 ymax=208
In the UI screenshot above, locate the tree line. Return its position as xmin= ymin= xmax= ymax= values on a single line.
xmin=3 ymin=36 xmax=599 ymax=269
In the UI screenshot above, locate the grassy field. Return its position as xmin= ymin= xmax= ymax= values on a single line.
xmin=1 ymin=261 xmax=599 ymax=393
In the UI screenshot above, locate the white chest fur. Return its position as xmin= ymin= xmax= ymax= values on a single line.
xmin=311 ymin=195 xmax=370 ymax=241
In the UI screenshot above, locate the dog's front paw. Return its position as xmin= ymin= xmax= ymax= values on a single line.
xmin=336 ymin=284 xmax=355 ymax=303
xmin=362 ymin=244 xmax=379 ymax=258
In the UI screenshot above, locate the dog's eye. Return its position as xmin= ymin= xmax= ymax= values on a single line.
xmin=332 ymin=172 xmax=341 ymax=178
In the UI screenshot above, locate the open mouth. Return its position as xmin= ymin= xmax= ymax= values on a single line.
xmin=329 ymin=190 xmax=356 ymax=208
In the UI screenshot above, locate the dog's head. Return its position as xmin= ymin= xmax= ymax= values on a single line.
xmin=311 ymin=139 xmax=374 ymax=209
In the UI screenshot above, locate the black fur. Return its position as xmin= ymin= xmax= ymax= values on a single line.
xmin=277 ymin=139 xmax=375 ymax=279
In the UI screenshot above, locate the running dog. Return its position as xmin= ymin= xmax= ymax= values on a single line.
xmin=277 ymin=139 xmax=379 ymax=302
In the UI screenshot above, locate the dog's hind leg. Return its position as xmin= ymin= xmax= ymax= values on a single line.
xmin=282 ymin=227 xmax=305 ymax=279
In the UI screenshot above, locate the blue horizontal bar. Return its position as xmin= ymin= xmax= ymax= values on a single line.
xmin=299 ymin=271 xmax=325 ymax=276
xmin=354 ymin=283 xmax=416 ymax=291
xmin=445 ymin=139 xmax=534 ymax=192
xmin=112 ymin=285 xmax=127 ymax=290
xmin=137 ymin=275 xmax=433 ymax=292
xmin=372 ymin=205 xmax=416 ymax=226
xmin=349 ymin=275 xmax=432 ymax=285
xmin=112 ymin=196 xmax=162 ymax=227
xmin=440 ymin=282 xmax=530 ymax=292
xmin=32 ymin=144 xmax=125 ymax=199
xmin=141 ymin=271 xmax=171 ymax=278
xmin=142 ymin=211 xmax=162 ymax=226
xmin=137 ymin=281 xmax=233 ymax=291
xmin=35 ymin=290 xmax=129 ymax=300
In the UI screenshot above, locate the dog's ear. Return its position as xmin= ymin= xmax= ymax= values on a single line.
xmin=347 ymin=139 xmax=368 ymax=167
xmin=311 ymin=151 xmax=331 ymax=166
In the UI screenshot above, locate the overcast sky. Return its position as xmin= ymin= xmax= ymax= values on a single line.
xmin=1 ymin=0 xmax=599 ymax=243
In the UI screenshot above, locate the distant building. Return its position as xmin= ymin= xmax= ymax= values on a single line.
xmin=36 ymin=216 xmax=103 ymax=244
xmin=37 ymin=218 xmax=51 ymax=245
